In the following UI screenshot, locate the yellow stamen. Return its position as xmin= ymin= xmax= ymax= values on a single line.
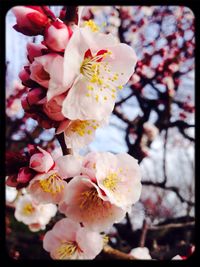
xmin=22 ymin=203 xmax=35 ymax=215
xmin=80 ymin=49 xmax=122 ymax=101
xmin=70 ymin=120 xmax=99 ymax=137
xmin=56 ymin=242 xmax=77 ymax=259
xmin=84 ymin=20 xmax=100 ymax=32
xmin=79 ymin=188 xmax=103 ymax=210
xmin=102 ymin=172 xmax=120 ymax=191
xmin=39 ymin=173 xmax=64 ymax=195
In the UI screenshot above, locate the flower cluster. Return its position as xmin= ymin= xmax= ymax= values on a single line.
xmin=9 ymin=6 xmax=141 ymax=260
xmin=14 ymin=5 xmax=137 ymax=151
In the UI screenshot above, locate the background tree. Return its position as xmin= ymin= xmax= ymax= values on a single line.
xmin=6 ymin=5 xmax=194 ymax=260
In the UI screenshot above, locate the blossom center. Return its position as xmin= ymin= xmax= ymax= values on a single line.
xmin=80 ymin=49 xmax=124 ymax=102
xmin=79 ymin=188 xmax=103 ymax=210
xmin=22 ymin=203 xmax=35 ymax=215
xmin=56 ymin=241 xmax=78 ymax=259
xmin=39 ymin=173 xmax=64 ymax=195
xmin=69 ymin=120 xmax=99 ymax=137
xmin=102 ymin=172 xmax=120 ymax=191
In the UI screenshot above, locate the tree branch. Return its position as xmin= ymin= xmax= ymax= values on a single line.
xmin=56 ymin=132 xmax=72 ymax=155
xmin=142 ymin=181 xmax=194 ymax=206
xmin=102 ymin=245 xmax=135 ymax=260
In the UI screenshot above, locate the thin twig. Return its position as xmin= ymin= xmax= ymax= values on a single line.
xmin=56 ymin=132 xmax=72 ymax=155
xmin=162 ymin=128 xmax=168 ymax=185
xmin=142 ymin=181 xmax=194 ymax=206
xmin=103 ymin=245 xmax=136 ymax=260
xmin=139 ymin=219 xmax=148 ymax=247
xmin=149 ymin=221 xmax=195 ymax=231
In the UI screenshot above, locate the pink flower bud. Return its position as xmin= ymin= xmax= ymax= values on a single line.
xmin=27 ymin=88 xmax=46 ymax=106
xmin=12 ymin=6 xmax=50 ymax=36
xmin=43 ymin=94 xmax=65 ymax=121
xmin=44 ymin=19 xmax=72 ymax=52
xmin=27 ymin=42 xmax=47 ymax=63
xmin=21 ymin=88 xmax=46 ymax=111
xmin=29 ymin=147 xmax=54 ymax=173
xmin=17 ymin=167 xmax=34 ymax=184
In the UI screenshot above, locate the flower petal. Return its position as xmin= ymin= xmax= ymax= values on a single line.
xmin=62 ymin=76 xmax=115 ymax=120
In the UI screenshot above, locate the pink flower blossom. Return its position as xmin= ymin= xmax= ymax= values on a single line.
xmin=82 ymin=152 xmax=142 ymax=211
xmin=12 ymin=6 xmax=50 ymax=36
xmin=43 ymin=218 xmax=104 ymax=259
xmin=59 ymin=176 xmax=126 ymax=231
xmin=28 ymin=154 xmax=82 ymax=204
xmin=29 ymin=147 xmax=54 ymax=173
xmin=28 ymin=170 xmax=67 ymax=204
xmin=43 ymin=19 xmax=72 ymax=52
xmin=61 ymin=25 xmax=137 ymax=121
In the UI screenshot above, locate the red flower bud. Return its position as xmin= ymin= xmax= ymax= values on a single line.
xmin=43 ymin=19 xmax=73 ymax=52
xmin=12 ymin=6 xmax=51 ymax=36
xmin=17 ymin=167 xmax=34 ymax=184
xmin=27 ymin=42 xmax=47 ymax=63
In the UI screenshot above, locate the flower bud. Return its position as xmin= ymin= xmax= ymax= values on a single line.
xmin=12 ymin=6 xmax=50 ymax=36
xmin=27 ymin=42 xmax=47 ymax=63
xmin=43 ymin=19 xmax=72 ymax=52
xmin=29 ymin=147 xmax=54 ymax=173
xmin=43 ymin=94 xmax=65 ymax=121
xmin=17 ymin=167 xmax=34 ymax=184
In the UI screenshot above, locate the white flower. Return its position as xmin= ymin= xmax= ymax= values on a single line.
xmin=14 ymin=194 xmax=57 ymax=229
xmin=60 ymin=25 xmax=137 ymax=121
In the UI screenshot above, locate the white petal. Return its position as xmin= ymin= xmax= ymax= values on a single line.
xmin=63 ymin=27 xmax=88 ymax=88
xmin=62 ymin=76 xmax=114 ymax=121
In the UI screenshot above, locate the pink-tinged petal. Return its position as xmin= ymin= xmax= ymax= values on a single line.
xmin=30 ymin=60 xmax=50 ymax=88
xmin=43 ymin=230 xmax=61 ymax=252
xmin=63 ymin=27 xmax=88 ymax=88
xmin=81 ymin=26 xmax=118 ymax=52
xmin=76 ymin=228 xmax=103 ymax=259
xmin=55 ymin=155 xmax=82 ymax=179
xmin=81 ymin=152 xmax=100 ymax=180
xmin=59 ymin=176 xmax=126 ymax=232
xmin=51 ymin=218 xmax=80 ymax=242
xmin=63 ymin=120 xmax=102 ymax=151
xmin=62 ymin=76 xmax=115 ymax=121
xmin=47 ymin=56 xmax=68 ymax=100
xmin=28 ymin=223 xmax=44 ymax=232
xmin=103 ymin=43 xmax=137 ymax=86
xmin=96 ymin=153 xmax=142 ymax=210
